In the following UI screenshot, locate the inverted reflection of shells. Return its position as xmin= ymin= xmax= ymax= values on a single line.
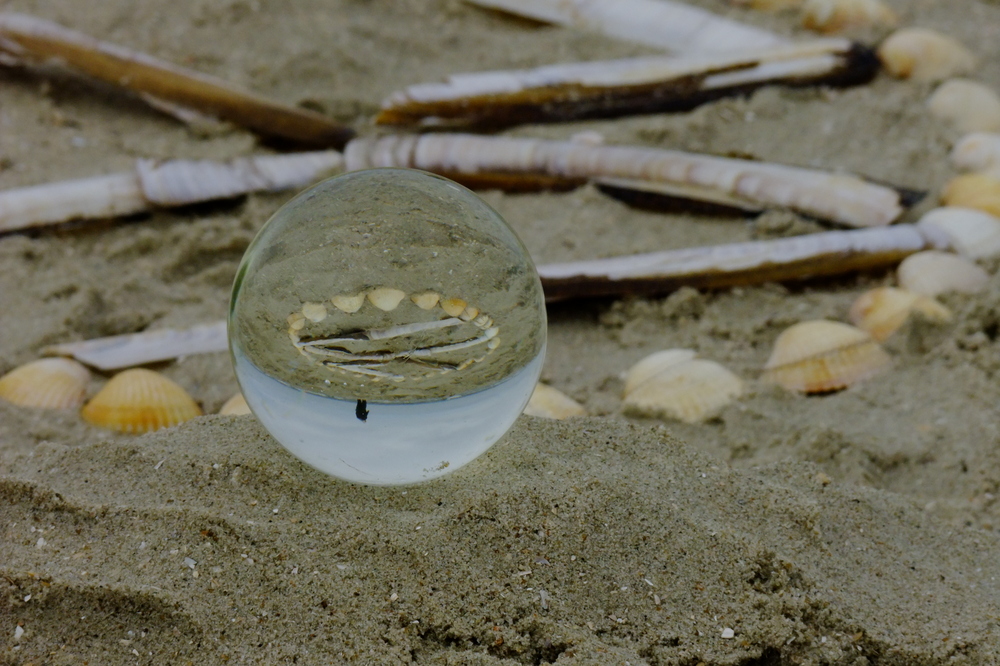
xmin=877 ymin=28 xmax=975 ymax=82
xmin=848 ymin=287 xmax=952 ymax=341
xmin=81 ymin=368 xmax=202 ymax=434
xmin=0 ymin=358 xmax=90 ymax=409
xmin=896 ymin=251 xmax=989 ymax=296
xmin=623 ymin=350 xmax=744 ymax=423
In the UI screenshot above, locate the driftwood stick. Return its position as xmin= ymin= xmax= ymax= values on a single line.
xmin=0 ymin=12 xmax=355 ymax=148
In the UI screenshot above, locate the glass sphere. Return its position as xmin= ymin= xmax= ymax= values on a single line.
xmin=229 ymin=168 xmax=546 ymax=485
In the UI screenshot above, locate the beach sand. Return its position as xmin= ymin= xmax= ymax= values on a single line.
xmin=2 ymin=0 xmax=1000 ymax=663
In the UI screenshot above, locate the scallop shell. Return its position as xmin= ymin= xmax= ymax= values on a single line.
xmin=523 ymin=383 xmax=586 ymax=420
xmin=896 ymin=250 xmax=989 ymax=296
xmin=940 ymin=173 xmax=1000 ymax=218
xmin=877 ymin=28 xmax=976 ymax=82
xmin=916 ymin=207 xmax=1000 ymax=259
xmin=623 ymin=350 xmax=744 ymax=423
xmin=927 ymin=79 xmax=1000 ymax=133
xmin=219 ymin=392 xmax=252 ymax=416
xmin=0 ymin=358 xmax=90 ymax=409
xmin=950 ymin=132 xmax=1000 ymax=175
xmin=801 ymin=0 xmax=897 ymax=33
xmin=762 ymin=320 xmax=890 ymax=393
xmin=848 ymin=287 xmax=952 ymax=341
xmin=81 ymin=368 xmax=202 ymax=433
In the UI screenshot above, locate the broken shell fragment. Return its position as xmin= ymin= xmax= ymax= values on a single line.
xmin=940 ymin=173 xmax=1000 ymax=217
xmin=366 ymin=287 xmax=407 ymax=311
xmin=927 ymin=79 xmax=1000 ymax=133
xmin=951 ymin=132 xmax=1000 ymax=175
xmin=523 ymin=383 xmax=587 ymax=420
xmin=848 ymin=287 xmax=952 ymax=341
xmin=623 ymin=350 xmax=744 ymax=423
xmin=801 ymin=0 xmax=897 ymax=33
xmin=916 ymin=207 xmax=1000 ymax=259
xmin=877 ymin=28 xmax=976 ymax=82
xmin=0 ymin=358 xmax=90 ymax=409
xmin=81 ymin=368 xmax=202 ymax=434
xmin=219 ymin=392 xmax=252 ymax=416
xmin=896 ymin=250 xmax=989 ymax=296
xmin=331 ymin=293 xmax=366 ymax=314
xmin=762 ymin=320 xmax=890 ymax=393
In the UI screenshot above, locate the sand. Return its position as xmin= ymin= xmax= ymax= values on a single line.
xmin=2 ymin=0 xmax=1000 ymax=663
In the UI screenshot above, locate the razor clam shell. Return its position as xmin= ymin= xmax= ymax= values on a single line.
xmin=43 ymin=320 xmax=228 ymax=371
xmin=377 ymin=39 xmax=877 ymax=128
xmin=463 ymin=0 xmax=786 ymax=53
xmin=951 ymin=132 xmax=1000 ymax=174
xmin=0 ymin=172 xmax=146 ymax=233
xmin=537 ymin=225 xmax=937 ymax=301
xmin=344 ymin=134 xmax=906 ymax=228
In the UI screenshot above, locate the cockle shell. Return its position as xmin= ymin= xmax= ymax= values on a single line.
xmin=81 ymin=368 xmax=202 ymax=433
xmin=367 ymin=287 xmax=407 ymax=311
xmin=940 ymin=173 xmax=1000 ymax=218
xmin=0 ymin=358 xmax=90 ymax=409
xmin=331 ymin=293 xmax=366 ymax=314
xmin=801 ymin=0 xmax=897 ymax=33
xmin=877 ymin=28 xmax=976 ymax=82
xmin=848 ymin=287 xmax=952 ymax=341
xmin=523 ymin=383 xmax=586 ymax=420
xmin=916 ymin=207 xmax=1000 ymax=259
xmin=951 ymin=132 xmax=1000 ymax=175
xmin=762 ymin=320 xmax=890 ymax=393
xmin=896 ymin=250 xmax=989 ymax=296
xmin=927 ymin=80 xmax=1000 ymax=133
xmin=219 ymin=392 xmax=252 ymax=416
xmin=623 ymin=350 xmax=744 ymax=423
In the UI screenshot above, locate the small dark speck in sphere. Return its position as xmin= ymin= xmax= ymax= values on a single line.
xmin=356 ymin=399 xmax=369 ymax=422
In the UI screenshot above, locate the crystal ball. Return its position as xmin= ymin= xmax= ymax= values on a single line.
xmin=229 ymin=168 xmax=547 ymax=485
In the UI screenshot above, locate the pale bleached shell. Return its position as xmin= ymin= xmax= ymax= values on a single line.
xmin=762 ymin=320 xmax=890 ymax=393
xmin=410 ymin=291 xmax=441 ymax=310
xmin=896 ymin=250 xmax=989 ymax=296
xmin=623 ymin=354 xmax=744 ymax=423
xmin=877 ymin=28 xmax=976 ymax=82
xmin=950 ymin=132 xmax=1000 ymax=174
xmin=367 ymin=287 xmax=407 ymax=311
xmin=331 ymin=293 xmax=366 ymax=313
xmin=441 ymin=298 xmax=467 ymax=317
xmin=219 ymin=392 xmax=252 ymax=416
xmin=848 ymin=287 xmax=952 ymax=341
xmin=940 ymin=173 xmax=1000 ymax=218
xmin=916 ymin=207 xmax=1000 ymax=259
xmin=927 ymin=79 xmax=1000 ymax=133
xmin=81 ymin=368 xmax=202 ymax=434
xmin=801 ymin=0 xmax=897 ymax=33
xmin=523 ymin=383 xmax=586 ymax=420
xmin=301 ymin=302 xmax=328 ymax=322
xmin=0 ymin=358 xmax=90 ymax=409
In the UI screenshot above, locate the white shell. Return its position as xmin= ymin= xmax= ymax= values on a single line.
xmin=896 ymin=251 xmax=989 ymax=296
xmin=331 ymin=293 xmax=366 ymax=313
xmin=927 ymin=79 xmax=1000 ymax=134
xmin=523 ymin=383 xmax=587 ymax=420
xmin=367 ymin=287 xmax=407 ymax=311
xmin=410 ymin=291 xmax=441 ymax=310
xmin=801 ymin=0 xmax=897 ymax=33
xmin=848 ymin=287 xmax=952 ymax=341
xmin=623 ymin=350 xmax=743 ymax=423
xmin=917 ymin=207 xmax=1000 ymax=259
xmin=301 ymin=302 xmax=328 ymax=323
xmin=951 ymin=132 xmax=1000 ymax=175
xmin=877 ymin=28 xmax=976 ymax=82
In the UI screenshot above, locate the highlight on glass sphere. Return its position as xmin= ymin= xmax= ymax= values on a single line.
xmin=228 ymin=168 xmax=547 ymax=485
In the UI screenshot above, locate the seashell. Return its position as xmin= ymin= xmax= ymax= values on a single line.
xmin=916 ymin=207 xmax=1000 ymax=259
xmin=301 ymin=302 xmax=327 ymax=323
xmin=410 ymin=291 xmax=440 ymax=310
xmin=219 ymin=392 xmax=252 ymax=416
xmin=441 ymin=298 xmax=468 ymax=317
xmin=848 ymin=287 xmax=952 ymax=341
xmin=801 ymin=0 xmax=897 ymax=33
xmin=81 ymin=368 xmax=202 ymax=434
xmin=0 ymin=358 xmax=90 ymax=409
xmin=367 ymin=287 xmax=406 ymax=311
xmin=762 ymin=320 xmax=890 ymax=393
xmin=950 ymin=132 xmax=1000 ymax=175
xmin=940 ymin=173 xmax=1000 ymax=218
xmin=733 ymin=0 xmax=803 ymax=11
xmin=896 ymin=250 xmax=989 ymax=296
xmin=877 ymin=28 xmax=976 ymax=82
xmin=331 ymin=292 xmax=366 ymax=314
xmin=622 ymin=350 xmax=744 ymax=423
xmin=523 ymin=383 xmax=587 ymax=420
xmin=927 ymin=79 xmax=1000 ymax=133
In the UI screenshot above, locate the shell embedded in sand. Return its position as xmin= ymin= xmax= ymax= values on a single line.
xmin=877 ymin=28 xmax=976 ymax=82
xmin=331 ymin=292 xmax=366 ymax=314
xmin=927 ymin=79 xmax=1000 ymax=133
xmin=301 ymin=302 xmax=328 ymax=323
xmin=623 ymin=350 xmax=744 ymax=423
xmin=81 ymin=368 xmax=202 ymax=434
xmin=410 ymin=291 xmax=441 ymax=310
xmin=801 ymin=0 xmax=897 ymax=33
xmin=523 ymin=383 xmax=586 ymax=420
xmin=848 ymin=287 xmax=952 ymax=341
xmin=951 ymin=132 xmax=1000 ymax=175
xmin=441 ymin=298 xmax=468 ymax=317
xmin=219 ymin=392 xmax=252 ymax=416
xmin=762 ymin=320 xmax=890 ymax=393
xmin=0 ymin=357 xmax=90 ymax=409
xmin=896 ymin=250 xmax=989 ymax=296
xmin=940 ymin=173 xmax=1000 ymax=217
xmin=367 ymin=287 xmax=407 ymax=311
xmin=917 ymin=207 xmax=1000 ymax=259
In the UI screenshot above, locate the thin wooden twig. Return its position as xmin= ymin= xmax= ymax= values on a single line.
xmin=0 ymin=12 xmax=355 ymax=148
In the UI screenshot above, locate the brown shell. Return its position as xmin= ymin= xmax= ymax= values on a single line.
xmin=81 ymin=368 xmax=202 ymax=434
xmin=896 ymin=250 xmax=989 ymax=296
xmin=523 ymin=383 xmax=586 ymax=420
xmin=848 ymin=287 xmax=952 ymax=341
xmin=941 ymin=173 xmax=1000 ymax=218
xmin=762 ymin=320 xmax=890 ymax=393
xmin=0 ymin=357 xmax=90 ymax=409
xmin=623 ymin=350 xmax=744 ymax=423
xmin=219 ymin=392 xmax=252 ymax=416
